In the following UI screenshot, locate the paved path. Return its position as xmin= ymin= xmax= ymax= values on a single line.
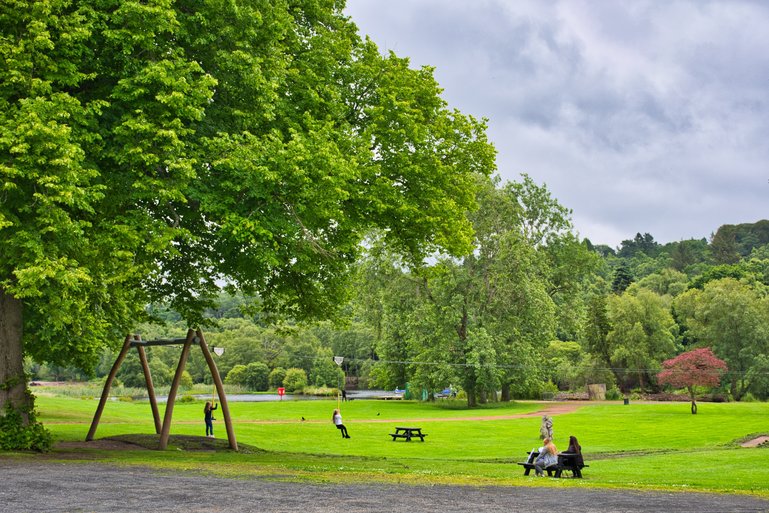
xmin=2 ymin=459 xmax=768 ymax=513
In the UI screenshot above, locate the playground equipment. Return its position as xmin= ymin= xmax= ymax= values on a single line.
xmin=86 ymin=329 xmax=237 ymax=450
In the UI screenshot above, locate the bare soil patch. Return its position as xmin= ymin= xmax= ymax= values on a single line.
xmin=741 ymin=435 xmax=769 ymax=448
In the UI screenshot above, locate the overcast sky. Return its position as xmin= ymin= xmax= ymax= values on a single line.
xmin=344 ymin=1 xmax=769 ymax=248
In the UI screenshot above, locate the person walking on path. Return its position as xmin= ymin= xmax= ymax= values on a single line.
xmin=332 ymin=408 xmax=350 ymax=438
xmin=204 ymin=401 xmax=218 ymax=438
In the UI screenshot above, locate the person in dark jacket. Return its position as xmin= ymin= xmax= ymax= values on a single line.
xmin=567 ymin=435 xmax=584 ymax=467
xmin=204 ymin=401 xmax=218 ymax=438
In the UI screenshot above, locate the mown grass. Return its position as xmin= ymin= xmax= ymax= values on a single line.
xmin=12 ymin=394 xmax=769 ymax=498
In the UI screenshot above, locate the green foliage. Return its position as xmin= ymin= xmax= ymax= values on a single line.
xmin=310 ymin=353 xmax=344 ymax=388
xmin=283 ymin=368 xmax=308 ymax=393
xmin=243 ymin=362 xmax=270 ymax=392
xmin=674 ymin=278 xmax=769 ymax=400
xmin=0 ymin=397 xmax=52 ymax=452
xmin=606 ymin=289 xmax=677 ymax=391
xmin=268 ymin=367 xmax=286 ymax=389
xmin=1 ymin=0 xmax=494 ymax=430
xmin=225 ymin=365 xmax=247 ymax=387
xmin=611 ymin=265 xmax=634 ymax=294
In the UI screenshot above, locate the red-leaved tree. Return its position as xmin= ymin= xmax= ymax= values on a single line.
xmin=657 ymin=348 xmax=728 ymax=414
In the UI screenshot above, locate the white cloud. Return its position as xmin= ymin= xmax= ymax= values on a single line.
xmin=345 ymin=0 xmax=769 ymax=247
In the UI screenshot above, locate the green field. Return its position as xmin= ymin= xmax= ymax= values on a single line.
xmin=13 ymin=394 xmax=769 ymax=498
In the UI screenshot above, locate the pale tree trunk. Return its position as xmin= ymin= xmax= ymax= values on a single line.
xmin=0 ymin=286 xmax=30 ymax=423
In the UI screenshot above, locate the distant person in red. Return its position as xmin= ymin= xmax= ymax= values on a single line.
xmin=204 ymin=401 xmax=218 ymax=438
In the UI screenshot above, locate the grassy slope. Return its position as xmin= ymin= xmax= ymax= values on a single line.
xmin=22 ymin=395 xmax=769 ymax=497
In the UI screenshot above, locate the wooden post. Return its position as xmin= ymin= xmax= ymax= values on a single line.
xmin=86 ymin=335 xmax=132 ymax=441
xmin=159 ymin=329 xmax=195 ymax=449
xmin=197 ymin=329 xmax=238 ymax=451
xmin=136 ymin=337 xmax=161 ymax=434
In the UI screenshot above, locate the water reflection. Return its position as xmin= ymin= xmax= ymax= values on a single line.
xmin=151 ymin=390 xmax=397 ymax=403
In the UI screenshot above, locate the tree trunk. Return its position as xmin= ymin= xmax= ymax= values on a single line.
xmin=0 ymin=286 xmax=30 ymax=422
xmin=500 ymin=383 xmax=511 ymax=402
xmin=688 ymin=387 xmax=697 ymax=414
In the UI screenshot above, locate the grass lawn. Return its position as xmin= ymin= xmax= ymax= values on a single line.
xmin=14 ymin=394 xmax=769 ymax=498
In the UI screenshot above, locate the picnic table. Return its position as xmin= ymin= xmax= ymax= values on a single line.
xmin=389 ymin=426 xmax=427 ymax=442
xmin=517 ymin=451 xmax=587 ymax=478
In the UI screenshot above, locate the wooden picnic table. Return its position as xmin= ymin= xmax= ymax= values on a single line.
xmin=517 ymin=451 xmax=587 ymax=478
xmin=390 ymin=426 xmax=427 ymax=442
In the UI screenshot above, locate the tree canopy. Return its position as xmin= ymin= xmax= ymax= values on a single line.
xmin=657 ymin=347 xmax=727 ymax=414
xmin=0 ymin=0 xmax=494 ymax=444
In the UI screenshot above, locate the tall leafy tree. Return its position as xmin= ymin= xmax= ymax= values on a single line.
xmin=673 ymin=278 xmax=769 ymax=400
xmin=0 ymin=0 xmax=494 ymax=445
xmin=605 ymin=289 xmax=677 ymax=391
xmin=360 ymin=176 xmax=592 ymax=406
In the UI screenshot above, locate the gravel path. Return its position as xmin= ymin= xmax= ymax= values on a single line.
xmin=2 ymin=459 xmax=768 ymax=513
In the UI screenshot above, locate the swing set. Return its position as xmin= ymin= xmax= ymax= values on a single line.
xmin=86 ymin=329 xmax=237 ymax=451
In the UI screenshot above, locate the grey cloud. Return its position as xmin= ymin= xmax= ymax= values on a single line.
xmin=346 ymin=0 xmax=769 ymax=246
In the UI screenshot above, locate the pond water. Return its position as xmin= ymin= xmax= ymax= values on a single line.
xmin=150 ymin=390 xmax=400 ymax=403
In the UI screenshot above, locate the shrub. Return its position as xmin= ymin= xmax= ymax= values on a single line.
xmin=244 ymin=362 xmax=270 ymax=391
xmin=0 ymin=393 xmax=52 ymax=452
xmin=225 ymin=365 xmax=248 ymax=386
xmin=268 ymin=367 xmax=286 ymax=389
xmin=283 ymin=368 xmax=308 ymax=393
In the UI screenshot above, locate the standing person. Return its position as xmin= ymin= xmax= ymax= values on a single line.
xmin=204 ymin=401 xmax=218 ymax=438
xmin=534 ymin=438 xmax=558 ymax=476
xmin=332 ymin=408 xmax=350 ymax=438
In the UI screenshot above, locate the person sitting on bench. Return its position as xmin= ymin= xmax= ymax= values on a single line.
xmin=535 ymin=438 xmax=558 ymax=476
xmin=567 ymin=435 xmax=584 ymax=468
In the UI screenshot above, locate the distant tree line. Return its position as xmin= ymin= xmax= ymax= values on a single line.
xmin=29 ymin=180 xmax=769 ymax=405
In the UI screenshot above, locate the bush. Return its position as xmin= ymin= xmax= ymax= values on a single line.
xmin=178 ymin=370 xmax=194 ymax=390
xmin=268 ymin=367 xmax=286 ymax=389
xmin=0 ymin=394 xmax=52 ymax=452
xmin=283 ymin=368 xmax=308 ymax=393
xmin=244 ymin=362 xmax=270 ymax=391
xmin=225 ymin=365 xmax=248 ymax=386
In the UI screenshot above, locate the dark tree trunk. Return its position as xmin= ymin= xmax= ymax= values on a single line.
xmin=0 ymin=286 xmax=31 ymax=422
xmin=500 ymin=383 xmax=511 ymax=402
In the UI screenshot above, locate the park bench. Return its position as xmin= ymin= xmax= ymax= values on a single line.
xmin=390 ymin=426 xmax=427 ymax=442
xmin=517 ymin=451 xmax=587 ymax=478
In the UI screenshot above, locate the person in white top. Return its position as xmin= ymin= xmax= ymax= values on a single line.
xmin=332 ymin=408 xmax=350 ymax=438
xmin=535 ymin=438 xmax=558 ymax=476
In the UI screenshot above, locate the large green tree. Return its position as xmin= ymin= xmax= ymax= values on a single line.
xmin=605 ymin=289 xmax=678 ymax=391
xmin=674 ymin=278 xmax=769 ymax=400
xmin=360 ymin=176 xmax=593 ymax=406
xmin=0 ymin=0 xmax=494 ymax=444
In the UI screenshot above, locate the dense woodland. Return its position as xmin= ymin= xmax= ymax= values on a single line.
xmin=29 ymin=198 xmax=769 ymax=406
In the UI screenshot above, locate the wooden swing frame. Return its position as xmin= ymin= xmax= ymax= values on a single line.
xmin=86 ymin=328 xmax=238 ymax=450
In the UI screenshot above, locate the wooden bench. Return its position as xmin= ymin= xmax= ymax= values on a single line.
xmin=517 ymin=451 xmax=587 ymax=478
xmin=390 ymin=426 xmax=427 ymax=442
